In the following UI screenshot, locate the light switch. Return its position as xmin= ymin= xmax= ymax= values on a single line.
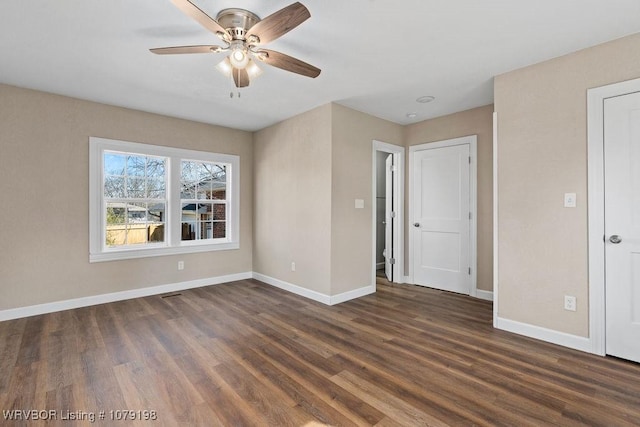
xmin=355 ymin=199 xmax=365 ymax=209
xmin=564 ymin=193 xmax=577 ymax=208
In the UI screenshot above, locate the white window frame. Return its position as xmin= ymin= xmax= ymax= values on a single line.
xmin=89 ymin=137 xmax=240 ymax=262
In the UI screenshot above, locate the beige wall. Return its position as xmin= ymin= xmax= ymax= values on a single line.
xmin=404 ymin=105 xmax=494 ymax=292
xmin=330 ymin=104 xmax=403 ymax=294
xmin=494 ymin=33 xmax=640 ymax=337
xmin=0 ymin=84 xmax=253 ymax=311
xmin=253 ymin=105 xmax=333 ymax=295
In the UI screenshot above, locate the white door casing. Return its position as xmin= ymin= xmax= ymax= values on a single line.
xmin=603 ymin=91 xmax=640 ymax=363
xmin=384 ymin=154 xmax=393 ymax=281
xmin=410 ymin=136 xmax=477 ymax=295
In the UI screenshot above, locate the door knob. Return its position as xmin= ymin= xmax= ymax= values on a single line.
xmin=414 ymin=222 xmax=420 ymax=227
xmin=609 ymin=235 xmax=622 ymax=244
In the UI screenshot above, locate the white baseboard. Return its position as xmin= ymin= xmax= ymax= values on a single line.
xmin=251 ymin=273 xmax=374 ymax=306
xmin=495 ymin=316 xmax=594 ymax=354
xmin=474 ymin=290 xmax=494 ymax=301
xmin=0 ymin=272 xmax=253 ymax=321
xmin=252 ymin=273 xmax=331 ymax=304
xmin=330 ymin=285 xmax=376 ymax=305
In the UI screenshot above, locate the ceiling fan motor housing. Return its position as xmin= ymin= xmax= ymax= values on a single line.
xmin=216 ymin=8 xmax=260 ymax=40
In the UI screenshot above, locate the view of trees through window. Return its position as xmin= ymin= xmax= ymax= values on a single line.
xmin=91 ymin=137 xmax=239 ymax=261
xmin=104 ymin=152 xmax=167 ymax=247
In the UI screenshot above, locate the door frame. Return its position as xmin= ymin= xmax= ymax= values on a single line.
xmin=408 ymin=135 xmax=478 ymax=297
xmin=587 ymin=76 xmax=640 ymax=356
xmin=372 ymin=140 xmax=405 ymax=285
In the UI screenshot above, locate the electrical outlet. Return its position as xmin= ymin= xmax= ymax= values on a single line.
xmin=564 ymin=295 xmax=576 ymax=311
xmin=178 ymin=261 xmax=184 ymax=271
xmin=291 ymin=262 xmax=296 ymax=272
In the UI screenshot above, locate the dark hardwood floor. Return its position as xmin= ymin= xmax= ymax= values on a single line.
xmin=1 ymin=278 xmax=640 ymax=426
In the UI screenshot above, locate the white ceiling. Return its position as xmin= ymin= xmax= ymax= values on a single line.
xmin=2 ymin=1 xmax=640 ymax=131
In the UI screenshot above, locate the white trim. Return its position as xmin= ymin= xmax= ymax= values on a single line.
xmin=587 ymin=77 xmax=640 ymax=356
xmin=252 ymin=273 xmax=375 ymax=306
xmin=493 ymin=111 xmax=499 ymax=327
xmin=371 ymin=140 xmax=405 ymax=287
xmin=329 ymin=285 xmax=376 ymax=305
xmin=408 ymin=135 xmax=478 ymax=297
xmin=0 ymin=272 xmax=253 ymax=321
xmin=495 ymin=316 xmax=593 ymax=354
xmin=475 ymin=290 xmax=494 ymax=302
xmin=252 ymin=273 xmax=331 ymax=305
xmin=376 ymin=262 xmax=385 ymax=269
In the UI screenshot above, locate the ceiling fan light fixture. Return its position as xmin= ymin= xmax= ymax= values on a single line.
xmin=216 ymin=57 xmax=233 ymax=76
xmin=246 ymin=59 xmax=263 ymax=79
xmin=229 ymin=43 xmax=249 ymax=69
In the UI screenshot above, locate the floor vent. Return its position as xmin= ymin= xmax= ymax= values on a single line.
xmin=161 ymin=293 xmax=182 ymax=299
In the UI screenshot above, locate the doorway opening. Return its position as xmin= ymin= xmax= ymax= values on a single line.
xmin=372 ymin=140 xmax=405 ymax=286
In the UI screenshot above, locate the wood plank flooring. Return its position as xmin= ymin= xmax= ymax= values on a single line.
xmin=1 ymin=278 xmax=640 ymax=426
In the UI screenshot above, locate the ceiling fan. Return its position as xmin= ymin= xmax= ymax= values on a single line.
xmin=150 ymin=0 xmax=321 ymax=88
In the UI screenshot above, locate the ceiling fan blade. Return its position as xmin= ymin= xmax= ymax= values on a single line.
xmin=247 ymin=2 xmax=310 ymax=45
xmin=170 ymin=0 xmax=230 ymax=41
xmin=150 ymin=45 xmax=223 ymax=55
xmin=256 ymin=49 xmax=320 ymax=78
xmin=233 ymin=67 xmax=250 ymax=88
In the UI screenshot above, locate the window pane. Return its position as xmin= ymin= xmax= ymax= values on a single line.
xmin=127 ymin=202 xmax=147 ymax=223
xmin=147 ymin=158 xmax=165 ymax=178
xmin=213 ymin=203 xmax=226 ymax=221
xmin=196 ymin=183 xmax=211 ymax=200
xmin=126 ymin=224 xmax=147 ymax=245
xmin=126 ymin=177 xmax=145 ymax=198
xmin=104 ymin=153 xmax=126 ymax=176
xmin=212 ymin=184 xmax=226 ymax=200
xmin=104 ymin=176 xmax=125 ymax=198
xmin=147 ymin=203 xmax=165 ymax=223
xmin=181 ymin=181 xmax=196 ymax=199
xmin=148 ymin=178 xmax=165 ymax=199
xmin=127 ymin=155 xmax=146 ymax=176
xmin=106 ymin=204 xmax=126 ymax=225
xmin=213 ymin=222 xmax=226 ymax=239
xmin=181 ymin=161 xmax=198 ymax=182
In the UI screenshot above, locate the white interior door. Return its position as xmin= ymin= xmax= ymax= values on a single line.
xmin=412 ymin=143 xmax=471 ymax=294
xmin=384 ymin=154 xmax=394 ymax=281
xmin=604 ymin=91 xmax=640 ymax=363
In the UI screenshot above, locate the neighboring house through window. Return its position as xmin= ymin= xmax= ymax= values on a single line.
xmin=89 ymin=137 xmax=239 ymax=262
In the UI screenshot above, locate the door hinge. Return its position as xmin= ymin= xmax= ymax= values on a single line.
xmin=469 ymin=156 xmax=471 ymax=164
xmin=390 ymin=165 xmax=396 ymax=172
xmin=468 ymin=267 xmax=471 ymax=275
xmin=469 ymin=212 xmax=472 ymax=220
xmin=390 ymin=211 xmax=396 ymax=218
xmin=390 ymin=258 xmax=396 ymax=265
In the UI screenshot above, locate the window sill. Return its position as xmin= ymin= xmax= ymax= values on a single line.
xmin=89 ymin=241 xmax=239 ymax=263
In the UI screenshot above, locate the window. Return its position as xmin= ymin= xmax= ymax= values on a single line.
xmin=180 ymin=160 xmax=227 ymax=242
xmin=90 ymin=137 xmax=239 ymax=262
